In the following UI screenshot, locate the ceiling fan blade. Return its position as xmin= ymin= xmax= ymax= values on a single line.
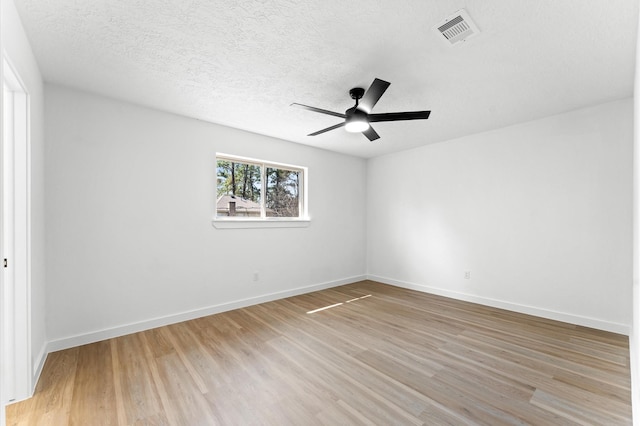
xmin=362 ymin=126 xmax=380 ymax=141
xmin=368 ymin=110 xmax=431 ymax=122
xmin=291 ymin=103 xmax=346 ymax=119
xmin=308 ymin=122 xmax=346 ymax=136
xmin=358 ymin=78 xmax=391 ymax=114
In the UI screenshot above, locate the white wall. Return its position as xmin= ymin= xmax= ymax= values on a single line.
xmin=1 ymin=0 xmax=47 ymax=401
xmin=631 ymin=5 xmax=640 ymax=423
xmin=44 ymin=84 xmax=367 ymax=348
xmin=367 ymin=99 xmax=633 ymax=333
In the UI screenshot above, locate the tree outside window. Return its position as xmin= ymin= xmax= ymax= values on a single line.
xmin=216 ymin=156 xmax=304 ymax=219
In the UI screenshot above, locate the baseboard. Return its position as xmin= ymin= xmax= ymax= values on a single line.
xmin=630 ymin=282 xmax=639 ymax=424
xmin=46 ymin=275 xmax=366 ymax=353
xmin=367 ymin=274 xmax=631 ymax=335
xmin=31 ymin=343 xmax=48 ymax=396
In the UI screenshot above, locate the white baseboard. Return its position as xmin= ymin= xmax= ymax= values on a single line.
xmin=31 ymin=343 xmax=48 ymax=396
xmin=367 ymin=274 xmax=631 ymax=335
xmin=46 ymin=275 xmax=366 ymax=353
xmin=630 ymin=282 xmax=639 ymax=424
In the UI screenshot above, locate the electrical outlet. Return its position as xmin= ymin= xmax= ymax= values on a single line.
xmin=253 ymin=272 xmax=259 ymax=282
xmin=464 ymin=271 xmax=471 ymax=279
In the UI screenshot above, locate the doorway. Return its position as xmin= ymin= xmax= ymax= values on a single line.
xmin=2 ymin=57 xmax=32 ymax=406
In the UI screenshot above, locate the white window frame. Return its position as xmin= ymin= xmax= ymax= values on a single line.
xmin=212 ymin=153 xmax=309 ymax=229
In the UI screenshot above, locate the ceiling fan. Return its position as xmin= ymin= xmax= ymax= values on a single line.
xmin=291 ymin=78 xmax=431 ymax=141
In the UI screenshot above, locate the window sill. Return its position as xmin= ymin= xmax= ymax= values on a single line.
xmin=212 ymin=218 xmax=311 ymax=229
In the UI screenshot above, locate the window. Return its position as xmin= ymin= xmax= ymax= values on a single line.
xmin=214 ymin=154 xmax=308 ymax=227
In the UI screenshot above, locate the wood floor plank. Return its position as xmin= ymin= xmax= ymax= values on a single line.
xmin=6 ymin=348 xmax=79 ymax=426
xmin=430 ymin=368 xmax=571 ymax=425
xmin=530 ymin=388 xmax=628 ymax=425
xmin=552 ymin=369 xmax=631 ymax=403
xmin=6 ymin=281 xmax=633 ymax=425
xmin=68 ymin=341 xmax=118 ymax=426
xmin=111 ymin=333 xmax=165 ymax=425
xmin=153 ymin=352 xmax=217 ymax=425
xmin=315 ymin=399 xmax=378 ymax=426
xmin=138 ymin=332 xmax=181 ymax=426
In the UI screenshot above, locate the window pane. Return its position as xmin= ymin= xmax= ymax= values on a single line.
xmin=216 ymin=160 xmax=262 ymax=217
xmin=266 ymin=167 xmax=300 ymax=217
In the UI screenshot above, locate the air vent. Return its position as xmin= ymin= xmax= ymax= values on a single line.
xmin=434 ymin=9 xmax=480 ymax=46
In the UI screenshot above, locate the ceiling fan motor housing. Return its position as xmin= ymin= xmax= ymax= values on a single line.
xmin=345 ymin=107 xmax=369 ymax=132
xmin=345 ymin=106 xmax=366 ymax=118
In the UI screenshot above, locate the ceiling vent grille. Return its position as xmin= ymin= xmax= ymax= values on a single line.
xmin=434 ymin=9 xmax=480 ymax=46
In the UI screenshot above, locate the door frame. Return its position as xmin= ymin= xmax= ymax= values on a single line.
xmin=2 ymin=55 xmax=32 ymax=406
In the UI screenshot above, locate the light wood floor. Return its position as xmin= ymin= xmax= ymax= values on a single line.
xmin=6 ymin=281 xmax=632 ymax=425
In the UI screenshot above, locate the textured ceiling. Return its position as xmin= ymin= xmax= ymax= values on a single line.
xmin=14 ymin=0 xmax=639 ymax=158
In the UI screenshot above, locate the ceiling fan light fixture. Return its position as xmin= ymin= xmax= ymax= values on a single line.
xmin=345 ymin=118 xmax=370 ymax=133
xmin=345 ymin=108 xmax=370 ymax=133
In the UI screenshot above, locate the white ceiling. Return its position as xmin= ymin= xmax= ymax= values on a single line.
xmin=14 ymin=0 xmax=639 ymax=158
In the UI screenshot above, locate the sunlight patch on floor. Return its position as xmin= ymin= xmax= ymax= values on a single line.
xmin=306 ymin=294 xmax=372 ymax=314
xmin=346 ymin=294 xmax=371 ymax=303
